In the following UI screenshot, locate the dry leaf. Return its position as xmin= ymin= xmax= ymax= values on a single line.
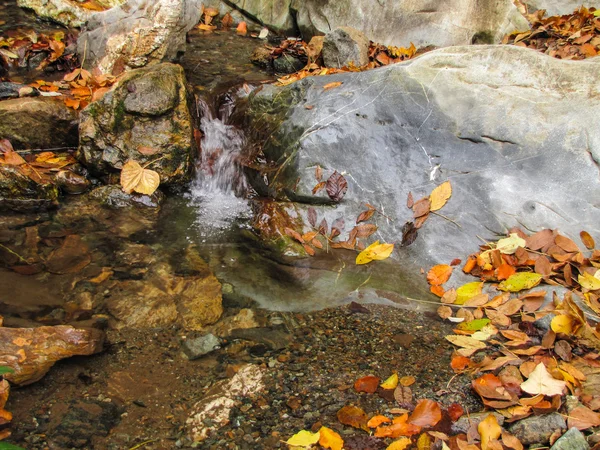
xmin=429 ymin=181 xmax=452 ymax=211
xmin=286 ymin=430 xmax=321 ymax=447
xmin=356 ymin=241 xmax=394 ymax=265
xmin=520 ymin=363 xmax=567 ymax=396
xmin=323 ymin=81 xmax=343 ymax=90
xmin=427 ymin=265 xmax=453 ymax=286
xmin=318 ymin=426 xmax=343 ymax=450
xmin=479 ymin=414 xmax=502 ymax=450
xmin=120 ymin=160 xmax=160 ymax=195
xmin=354 ymin=375 xmax=380 ymax=393
xmin=408 ymin=399 xmax=442 ymax=427
xmin=381 ymin=373 xmax=399 ymax=390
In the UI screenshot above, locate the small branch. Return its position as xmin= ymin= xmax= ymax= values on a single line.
xmin=431 ymin=211 xmax=462 ymax=229
xmin=0 ymin=244 xmax=27 ymax=263
xmin=15 ymin=147 xmax=77 ymax=154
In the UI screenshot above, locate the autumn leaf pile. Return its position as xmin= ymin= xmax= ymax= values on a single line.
xmin=0 ymin=29 xmax=78 ymax=74
xmin=504 ymin=5 xmax=600 ymax=59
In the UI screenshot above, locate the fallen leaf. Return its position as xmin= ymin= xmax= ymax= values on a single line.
xmin=356 ymin=241 xmax=394 ymax=265
xmin=496 ymin=233 xmax=526 ymax=255
xmin=427 ymin=265 xmax=453 ymax=286
xmin=354 ymin=375 xmax=380 ymax=393
xmin=567 ymin=406 xmax=600 ymax=430
xmin=520 ymin=363 xmax=567 ymax=396
xmin=325 ymin=171 xmax=348 ymax=202
xmin=408 ymin=399 xmax=442 ymax=427
xmin=445 ymin=335 xmax=486 ymax=350
xmin=580 ymin=231 xmax=595 ymax=249
xmin=429 ymin=181 xmax=452 ymax=211
xmin=236 ymin=21 xmax=247 ymax=35
xmin=368 ymin=415 xmax=392 ymax=428
xmin=413 ymin=198 xmax=431 ymax=218
xmin=375 ymin=414 xmax=421 ymax=438
xmin=386 ymin=437 xmax=411 ymax=450
xmin=478 ymin=414 xmax=502 ymax=450
xmin=318 ymin=426 xmax=343 ymax=450
xmin=286 ymin=430 xmax=320 ymax=447
xmin=381 ymin=373 xmax=399 ymax=390
xmin=337 ymin=405 xmax=369 ymax=431
xmin=498 ymin=273 xmax=542 ymax=292
xmin=394 ymin=385 xmax=413 ymax=406
xmin=455 ymin=282 xmax=484 ymax=305
xmin=550 ymin=315 xmax=574 ymax=334
xmin=400 ymin=376 xmax=415 ymax=387
xmin=120 ymin=160 xmax=160 ymax=195
xmin=323 ymin=81 xmax=343 ymax=90
xmin=578 ymin=271 xmax=600 ymax=290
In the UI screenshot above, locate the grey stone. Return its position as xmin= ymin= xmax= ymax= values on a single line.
xmin=0 ymin=97 xmax=78 ymax=150
xmin=0 ymin=82 xmax=35 ymax=100
xmin=322 ymin=27 xmax=369 ymax=68
xmin=89 ymin=185 xmax=164 ymax=209
xmin=17 ymin=0 xmax=123 ymax=27
xmin=182 ymin=334 xmax=221 ymax=360
xmin=242 ymin=45 xmax=600 ymax=302
xmin=78 ymin=0 xmax=202 ymax=74
xmin=551 ymin=428 xmax=590 ymax=450
xmin=77 ymin=63 xmax=195 ymax=186
xmin=0 ymin=165 xmax=59 ymax=212
xmin=273 ymin=54 xmax=305 ymax=74
xmin=534 ymin=313 xmax=557 ymax=332
xmin=509 ymin=413 xmax=566 ymax=445
xmin=452 ymin=411 xmax=505 ymax=434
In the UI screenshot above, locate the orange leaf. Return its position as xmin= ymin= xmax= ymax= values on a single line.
xmin=430 ymin=285 xmax=445 ymax=297
xmin=496 ymin=263 xmax=516 ymax=281
xmin=318 ymin=426 xmax=344 ymax=450
xmin=375 ymin=414 xmax=421 ymax=438
xmin=354 ymin=375 xmax=380 ymax=393
xmin=463 ymin=257 xmax=477 ymax=274
xmin=408 ymin=399 xmax=442 ymax=427
xmin=427 ymin=264 xmax=453 ymax=286
xmin=236 ymin=21 xmax=247 ymax=35
xmin=367 ymin=415 xmax=391 ymax=428
xmin=337 ymin=405 xmax=369 ymax=431
xmin=323 ymin=81 xmax=343 ymax=90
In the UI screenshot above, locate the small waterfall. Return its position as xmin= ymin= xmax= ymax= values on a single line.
xmin=188 ymin=87 xmax=253 ymax=233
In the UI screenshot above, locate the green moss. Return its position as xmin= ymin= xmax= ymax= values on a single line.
xmin=112 ymin=98 xmax=127 ymax=132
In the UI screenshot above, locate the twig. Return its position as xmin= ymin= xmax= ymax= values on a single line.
xmin=0 ymin=244 xmax=27 ymax=263
xmin=128 ymin=439 xmax=157 ymax=450
xmin=431 ymin=211 xmax=462 ymax=229
xmin=143 ymin=154 xmax=168 ymax=169
xmin=15 ymin=147 xmax=76 ymax=154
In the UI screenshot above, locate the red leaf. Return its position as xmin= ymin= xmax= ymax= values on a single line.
xmin=325 ymin=171 xmax=348 ymax=202
xmin=354 ymin=375 xmax=380 ymax=393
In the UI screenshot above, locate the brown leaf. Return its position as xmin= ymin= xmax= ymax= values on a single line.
xmin=408 ymin=399 xmax=442 ymax=427
xmin=412 ymin=198 xmax=431 ymax=218
xmin=401 ymin=221 xmax=418 ymax=247
xmin=427 ymin=265 xmax=453 ymax=286
xmin=354 ymin=375 xmax=380 ymax=393
xmin=353 ymin=224 xmax=377 ymax=238
xmin=356 ymin=208 xmax=375 ymax=224
xmin=221 ymin=12 xmax=233 ymax=28
xmin=534 ymin=256 xmax=552 ymax=277
xmin=568 ymin=406 xmax=600 ymax=430
xmin=312 ymin=181 xmax=326 ymax=195
xmin=307 ymin=207 xmax=317 ymax=227
xmin=325 ymin=171 xmax=348 ymax=202
xmin=284 ymin=227 xmax=304 ymax=243
xmin=315 ymin=165 xmax=323 ymax=182
xmin=394 ymin=385 xmax=413 ymax=407
xmin=526 ymin=229 xmax=554 ymax=251
xmin=0 ymin=139 xmax=14 ymax=154
xmin=555 ymin=234 xmax=580 ymax=253
xmin=46 ymin=235 xmax=91 ymax=274
xmin=406 ymin=192 xmax=414 ymax=208
xmin=137 ymin=146 xmax=160 ymax=156
xmin=414 ymin=213 xmax=429 ymax=229
xmin=323 ymin=81 xmax=343 ymax=90
xmin=1 ymin=150 xmax=26 ymax=166
xmin=580 ymin=231 xmax=595 ymax=249
xmin=337 ymin=405 xmax=369 ymax=431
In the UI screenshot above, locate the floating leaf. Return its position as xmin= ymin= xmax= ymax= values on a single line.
xmin=498 ymin=273 xmax=542 ymax=292
xmin=455 ymin=282 xmax=483 ymax=305
xmin=318 ymin=426 xmax=343 ymax=450
xmin=496 ymin=233 xmax=526 ymax=255
xmin=356 ymin=241 xmax=394 ymax=265
xmin=478 ymin=414 xmax=502 ymax=450
xmin=427 ymin=265 xmax=453 ymax=286
xmin=325 ymin=171 xmax=348 ymax=202
xmin=445 ymin=335 xmax=486 ymax=350
xmin=429 ymin=181 xmax=452 ymax=211
xmin=520 ymin=363 xmax=567 ymax=396
xmin=381 ymin=373 xmax=399 ymax=390
xmin=120 ymin=160 xmax=160 ymax=195
xmin=286 ymin=430 xmax=320 ymax=448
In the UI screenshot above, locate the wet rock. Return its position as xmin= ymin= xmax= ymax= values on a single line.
xmin=78 ymin=63 xmax=196 ymax=186
xmin=89 ymin=185 xmax=165 ymax=209
xmin=55 ymin=169 xmax=91 ymax=195
xmin=273 ymin=54 xmax=305 ymax=74
xmin=0 ymin=165 xmax=59 ymax=212
xmin=250 ymin=46 xmax=273 ymax=70
xmin=508 ymin=412 xmax=567 ymax=445
xmin=0 ymin=82 xmax=38 ymax=100
xmin=322 ymin=27 xmax=369 ymax=68
xmin=452 ymin=411 xmax=505 ymax=434
xmin=244 ymin=45 xmax=600 ymax=297
xmin=78 ymin=0 xmax=202 ymax=74
xmin=17 ymin=0 xmax=123 ymax=27
xmin=186 ymin=364 xmax=265 ymax=442
xmin=228 ymin=327 xmax=291 ymax=350
xmin=46 ymin=399 xmax=122 ymax=448
xmin=107 ymin=262 xmax=223 ymax=330
xmin=0 ymin=97 xmax=78 ymax=150
xmin=550 ymin=427 xmax=590 ymax=450
xmin=46 ymin=235 xmax=92 ymax=274
xmin=181 ymin=333 xmax=221 ymax=359
xmin=206 ymin=308 xmax=261 ymax=337
xmin=0 ymin=325 xmax=105 ymax=385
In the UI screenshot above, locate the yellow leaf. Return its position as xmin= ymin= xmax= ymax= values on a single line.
xmin=429 ymin=181 xmax=452 ymax=211
xmin=380 ymin=373 xmax=399 ymax=390
xmin=520 ymin=362 xmax=567 ymax=396
xmin=286 ymin=430 xmax=321 ymax=448
xmin=495 ymin=233 xmax=526 ymax=255
xmin=455 ymin=282 xmax=483 ymax=305
xmin=387 ymin=437 xmax=411 ymax=450
xmin=551 ymin=314 xmax=573 ymax=334
xmin=478 ymin=414 xmax=502 ymax=450
xmin=120 ymin=160 xmax=161 ymax=195
xmin=498 ymin=273 xmax=542 ymax=292
xmin=417 ymin=432 xmax=432 ymax=450
xmin=578 ymin=271 xmax=600 ymax=290
xmin=318 ymin=426 xmax=343 ymax=450
xmin=356 ymin=241 xmax=394 ymax=265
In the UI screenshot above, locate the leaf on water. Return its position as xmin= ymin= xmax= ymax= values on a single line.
xmin=498 ymin=273 xmax=542 ymax=292
xmin=496 ymin=233 xmax=526 ymax=255
xmin=337 ymin=405 xmax=369 ymax=431
xmin=429 ymin=181 xmax=452 ymax=211
xmin=356 ymin=241 xmax=394 ymax=265
xmin=408 ymin=399 xmax=442 ymax=427
xmin=0 ymin=150 xmax=26 ymax=166
xmin=580 ymin=231 xmax=595 ymax=249
xmin=455 ymin=282 xmax=484 ymax=305
xmin=120 ymin=160 xmax=160 ymax=195
xmin=318 ymin=426 xmax=343 ymax=450
xmin=478 ymin=414 xmax=502 ymax=450
xmin=578 ymin=271 xmax=600 ymax=290
xmin=323 ymin=81 xmax=343 ymax=90
xmin=285 ymin=430 xmax=321 ymax=448
xmin=380 ymin=373 xmax=399 ymax=390
xmin=325 ymin=171 xmax=348 ymax=201
xmin=354 ymin=375 xmax=380 ymax=393
xmin=427 ymin=264 xmax=453 ymax=286
xmin=520 ymin=363 xmax=567 ymax=396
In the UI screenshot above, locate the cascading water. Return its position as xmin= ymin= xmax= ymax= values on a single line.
xmin=187 ymin=87 xmax=253 ymax=234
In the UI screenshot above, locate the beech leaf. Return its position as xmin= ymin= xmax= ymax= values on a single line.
xmin=429 ymin=181 xmax=452 ymax=211
xmin=455 ymin=282 xmax=484 ymax=304
xmin=578 ymin=271 xmax=600 ymax=290
xmin=408 ymin=399 xmax=442 ymax=427
xmin=325 ymin=171 xmax=348 ymax=202
xmin=427 ymin=264 xmax=453 ymax=286
xmin=520 ymin=363 xmax=567 ymax=396
xmin=286 ymin=430 xmax=320 ymax=448
xmin=550 ymin=314 xmax=574 ymax=334
xmin=498 ymin=273 xmax=542 ymax=292
xmin=318 ymin=426 xmax=343 ymax=450
xmin=380 ymin=373 xmax=399 ymax=390
xmin=356 ymin=241 xmax=394 ymax=265
xmin=386 ymin=437 xmax=411 ymax=450
xmin=496 ymin=233 xmax=526 ymax=255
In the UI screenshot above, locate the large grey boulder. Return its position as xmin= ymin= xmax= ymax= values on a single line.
xmin=322 ymin=27 xmax=369 ymax=68
xmin=17 ymin=0 xmax=123 ymax=28
xmin=0 ymin=97 xmax=78 ymax=150
xmin=77 ymin=0 xmax=202 ymax=74
xmin=242 ymin=45 xmax=600 ymax=298
xmin=77 ymin=63 xmax=196 ymax=186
